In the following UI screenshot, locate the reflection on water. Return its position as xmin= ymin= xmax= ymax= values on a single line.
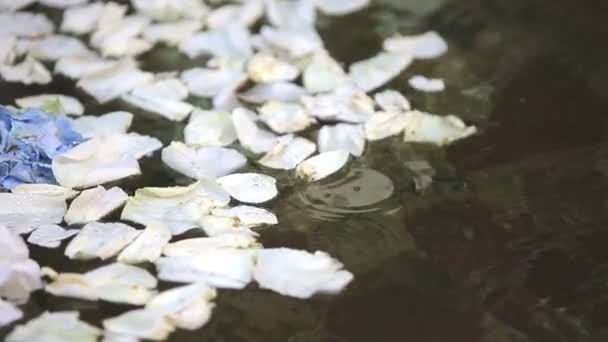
xmin=2 ymin=0 xmax=608 ymax=341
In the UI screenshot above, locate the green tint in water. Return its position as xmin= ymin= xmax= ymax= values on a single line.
xmin=2 ymin=0 xmax=608 ymax=341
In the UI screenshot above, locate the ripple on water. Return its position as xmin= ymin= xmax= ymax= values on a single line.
xmin=295 ymin=166 xmax=396 ymax=221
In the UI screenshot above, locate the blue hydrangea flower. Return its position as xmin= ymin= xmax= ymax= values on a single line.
xmin=0 ymin=106 xmax=84 ymax=190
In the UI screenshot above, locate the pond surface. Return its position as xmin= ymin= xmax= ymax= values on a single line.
xmin=2 ymin=0 xmax=608 ymax=341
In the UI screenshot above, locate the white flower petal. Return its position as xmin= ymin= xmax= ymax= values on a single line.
xmin=0 ymin=12 xmax=54 ymax=38
xmin=77 ymin=60 xmax=154 ymax=103
xmin=61 ymin=2 xmax=104 ymax=35
xmin=247 ymin=53 xmax=299 ymax=84
xmin=239 ymin=82 xmax=307 ymax=104
xmin=0 ymin=34 xmax=17 ymax=65
xmin=232 ymin=107 xmax=280 ymax=154
xmin=146 ymin=283 xmax=216 ymax=331
xmin=64 ymin=222 xmax=140 ymax=260
xmin=117 ymin=223 xmax=172 ymax=264
xmin=143 ymin=20 xmax=202 ymax=46
xmin=102 ymin=333 xmax=140 ymax=342
xmin=15 ymin=94 xmax=84 ymax=116
xmin=27 ymin=224 xmax=78 ymax=248
xmin=264 ymin=0 xmax=316 ymax=29
xmin=217 ymin=173 xmax=278 ymax=203
xmin=54 ymin=54 xmax=118 ymax=80
xmin=198 ymin=215 xmax=258 ymax=237
xmin=52 ymin=133 xmax=162 ymax=189
xmin=403 ymin=111 xmax=477 ymax=146
xmin=85 ymin=262 xmax=157 ymax=289
xmin=258 ymin=101 xmax=315 ymax=134
xmin=0 ymin=193 xmax=66 ymax=235
xmin=184 ymin=109 xmax=237 ymax=147
xmin=258 ymin=134 xmax=316 ymax=170
xmin=0 ymin=0 xmax=36 ymax=12
xmin=254 ymin=248 xmax=354 ymax=299
xmin=408 ymin=75 xmax=445 ymax=92
xmin=0 ymin=225 xmax=42 ymax=303
xmin=103 ymin=309 xmax=175 ymax=341
xmin=16 ymin=35 xmax=91 ymax=61
xmin=12 ymin=183 xmax=78 ymax=200
xmin=302 ymin=50 xmax=349 ymax=93
xmin=301 ymin=86 xmax=374 ymax=123
xmin=0 ymin=299 xmax=22 ymax=327
xmin=71 ymin=111 xmax=133 ymax=138
xmin=132 ymin=0 xmax=208 ymax=21
xmin=364 ymin=111 xmax=409 ymax=140
xmin=181 ymin=63 xmax=247 ymax=98
xmin=314 ymin=0 xmax=370 ymax=15
xmin=44 ymin=272 xmax=98 ymax=301
xmin=90 ymin=15 xmax=152 ymax=58
xmin=121 ymin=181 xmax=231 ymax=235
xmin=296 ymin=150 xmax=350 ymax=182
xmin=156 ymin=249 xmax=257 ymax=289
xmin=6 ymin=312 xmax=101 ymax=342
xmin=162 ymin=142 xmax=247 ymax=180
xmin=163 ymin=233 xmax=261 ymax=257
xmin=374 ymin=89 xmax=410 ymax=112
xmin=39 ymin=0 xmax=88 ymax=8
xmin=383 ymin=31 xmax=448 ymax=60
xmin=122 ymin=78 xmax=193 ymax=121
xmin=259 ymin=26 xmax=323 ymax=58
xmin=206 ymin=0 xmax=263 ymax=29
xmin=64 ymin=186 xmax=128 ymax=225
xmin=349 ymin=51 xmax=412 ymax=92
xmin=211 ymin=205 xmax=278 ymax=227
xmin=179 ymin=24 xmax=252 ymax=59
xmin=0 ymin=56 xmax=52 ymax=85
xmin=318 ymin=123 xmax=365 ymax=156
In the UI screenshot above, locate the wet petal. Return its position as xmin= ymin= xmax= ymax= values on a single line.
xmin=0 ymin=299 xmax=22 ymax=327
xmin=0 ymin=193 xmax=66 ymax=235
xmin=403 ymin=110 xmax=477 ymax=146
xmin=0 ymin=225 xmax=42 ymax=303
xmin=265 ymin=0 xmax=316 ymax=29
xmin=318 ymin=123 xmax=365 ymax=156
xmin=146 ymin=283 xmax=216 ymax=330
xmin=199 ymin=215 xmax=259 ymax=237
xmin=314 ymin=0 xmax=370 ymax=15
xmin=349 ymin=52 xmax=412 ymax=92
xmin=90 ymin=15 xmax=152 ymax=58
xmin=217 ymin=173 xmax=278 ymax=203
xmin=162 ymin=142 xmax=247 ymax=180
xmin=302 ymin=50 xmax=349 ymax=93
xmin=156 ymin=249 xmax=257 ymax=289
xmin=383 ymin=31 xmax=448 ymax=60
xmin=259 ymin=26 xmax=323 ymax=58
xmin=12 ymin=183 xmax=78 ymax=200
xmin=258 ymin=101 xmax=315 ymax=134
xmin=232 ymin=107 xmax=280 ymax=154
xmin=184 ymin=109 xmax=237 ymax=147
xmin=64 ymin=222 xmax=140 ymax=260
xmin=163 ymin=232 xmax=261 ymax=257
xmin=27 ymin=224 xmax=78 ymax=248
xmin=296 ymin=150 xmax=350 ymax=182
xmin=16 ymin=94 xmax=84 ymax=116
xmin=248 ymin=53 xmax=299 ymax=83
xmin=374 ymin=89 xmax=410 ymax=112
xmin=211 ymin=205 xmax=278 ymax=227
xmin=254 ymin=248 xmax=354 ymax=299
xmin=179 ymin=24 xmax=252 ymax=59
xmin=39 ymin=0 xmax=89 ymax=8
xmin=117 ymin=223 xmax=172 ymax=264
xmin=143 ymin=20 xmax=203 ymax=46
xmin=122 ymin=78 xmax=193 ymax=122
xmin=258 ymin=134 xmax=316 ymax=170
xmin=77 ymin=60 xmax=154 ymax=103
xmin=0 ymin=34 xmax=17 ymax=65
xmin=206 ymin=0 xmax=263 ymax=29
xmin=0 ymin=56 xmax=52 ymax=85
xmin=181 ymin=64 xmax=247 ymax=98
xmin=64 ymin=186 xmax=128 ymax=225
xmin=301 ymin=86 xmax=374 ymax=123
xmin=16 ymin=35 xmax=91 ymax=61
xmin=0 ymin=0 xmax=36 ymax=12
xmin=239 ymin=82 xmax=307 ymax=104
xmin=408 ymin=75 xmax=445 ymax=92
xmin=121 ymin=181 xmax=231 ymax=235
xmin=71 ymin=111 xmax=133 ymax=138
xmin=61 ymin=2 xmax=104 ymax=35
xmin=103 ymin=309 xmax=175 ymax=341
xmin=0 ymin=12 xmax=54 ymax=38
xmin=54 ymin=54 xmax=118 ymax=80
xmin=132 ymin=0 xmax=208 ymax=22
xmin=6 ymin=312 xmax=101 ymax=342
xmin=364 ymin=111 xmax=409 ymax=141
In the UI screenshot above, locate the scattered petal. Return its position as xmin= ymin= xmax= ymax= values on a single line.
xmin=318 ymin=123 xmax=365 ymax=156
xmin=206 ymin=0 xmax=263 ymax=29
xmin=408 ymin=75 xmax=445 ymax=92
xmin=0 ymin=56 xmax=52 ymax=85
xmin=296 ymin=150 xmax=350 ymax=182
xmin=146 ymin=283 xmax=216 ymax=330
xmin=179 ymin=24 xmax=252 ymax=59
xmin=6 ymin=311 xmax=101 ymax=342
xmin=118 ymin=223 xmax=172 ymax=264
xmin=12 ymin=183 xmax=78 ymax=200
xmin=162 ymin=142 xmax=247 ymax=180
xmin=0 ymin=12 xmax=54 ymax=38
xmin=259 ymin=26 xmax=323 ymax=58
xmin=314 ymin=0 xmax=370 ymax=15
xmin=364 ymin=111 xmax=409 ymax=140
xmin=0 ymin=34 xmax=17 ymax=65
xmin=254 ymin=248 xmax=354 ymax=299
xmin=211 ymin=205 xmax=278 ymax=227
xmin=16 ymin=35 xmax=91 ymax=61
xmin=27 ymin=224 xmax=78 ymax=248
xmin=349 ymin=52 xmax=412 ymax=92
xmin=64 ymin=186 xmax=128 ymax=225
xmin=0 ymin=225 xmax=42 ymax=303
xmin=217 ymin=173 xmax=278 ymax=203
xmin=54 ymin=54 xmax=118 ymax=80
xmin=38 ymin=0 xmax=89 ymax=8
xmin=303 ymin=50 xmax=349 ymax=93
xmin=248 ymin=53 xmax=299 ymax=84
xmin=163 ymin=232 xmax=261 ymax=257
xmin=0 ymin=299 xmax=22 ymax=327
xmin=239 ymin=82 xmax=307 ymax=104
xmin=132 ymin=0 xmax=208 ymax=22
xmin=71 ymin=111 xmax=133 ymax=138
xmin=301 ymin=86 xmax=375 ymax=123
xmin=199 ymin=215 xmax=258 ymax=237
xmin=0 ymin=193 xmax=66 ymax=235
xmin=103 ymin=309 xmax=175 ymax=341
xmin=383 ymin=31 xmax=448 ymax=60
xmin=258 ymin=134 xmax=316 ymax=170
xmin=64 ymin=222 xmax=140 ymax=260
xmin=121 ymin=181 xmax=231 ymax=235
xmin=403 ymin=110 xmax=477 ymax=146
xmin=0 ymin=0 xmax=36 ymax=12
xmin=259 ymin=101 xmax=315 ymax=134
xmin=16 ymin=94 xmax=84 ymax=116
xmin=184 ymin=109 xmax=237 ymax=147
xmin=143 ymin=20 xmax=203 ymax=46
xmin=265 ymin=0 xmax=316 ymax=29
xmin=232 ymin=107 xmax=280 ymax=154
xmin=61 ymin=2 xmax=104 ymax=35
xmin=181 ymin=62 xmax=247 ymax=98
xmin=374 ymin=89 xmax=410 ymax=112
xmin=90 ymin=15 xmax=152 ymax=58
xmin=122 ymin=78 xmax=193 ymax=122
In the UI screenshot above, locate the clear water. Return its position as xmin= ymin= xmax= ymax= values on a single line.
xmin=2 ymin=0 xmax=608 ymax=341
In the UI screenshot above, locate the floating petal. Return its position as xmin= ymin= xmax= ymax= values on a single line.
xmin=296 ymin=150 xmax=350 ymax=182
xmin=0 ymin=193 xmax=66 ymax=235
xmin=211 ymin=205 xmax=278 ymax=227
xmin=258 ymin=134 xmax=316 ymax=170
xmin=0 ymin=299 xmax=22 ymax=327
xmin=146 ymin=283 xmax=216 ymax=330
xmin=0 ymin=12 xmax=54 ymax=38
xmin=206 ymin=0 xmax=263 ymax=29
xmin=64 ymin=186 xmax=128 ymax=225
xmin=217 ymin=173 xmax=278 ymax=203
xmin=122 ymin=78 xmax=193 ymax=121
xmin=184 ymin=109 xmax=237 ymax=147
xmin=103 ymin=309 xmax=175 ymax=341
xmin=77 ymin=60 xmax=154 ymax=103
xmin=254 ymin=248 xmax=354 ymax=299
xmin=6 ymin=312 xmax=101 ymax=342
xmin=349 ymin=52 xmax=412 ymax=92
xmin=0 ymin=56 xmax=51 ymax=85
xmin=118 ymin=223 xmax=172 ymax=264
xmin=16 ymin=35 xmax=91 ymax=61
xmin=61 ymin=2 xmax=104 ymax=35
xmin=403 ymin=110 xmax=477 ymax=146
xmin=301 ymin=86 xmax=374 ymax=123
xmin=12 ymin=183 xmax=78 ymax=200
xmin=232 ymin=107 xmax=280 ymax=154
xmin=16 ymin=94 xmax=84 ymax=116
xmin=259 ymin=26 xmax=323 ymax=58
xmin=259 ymin=101 xmax=315 ymax=134
xmin=163 ymin=233 xmax=261 ymax=257
xmin=179 ymin=24 xmax=252 ymax=59
xmin=383 ymin=31 xmax=448 ymax=60
xmin=90 ymin=15 xmax=152 ymax=58
xmin=408 ymin=75 xmax=445 ymax=92
xmin=54 ymin=54 xmax=118 ymax=80
xmin=132 ymin=0 xmax=208 ymax=21
xmin=143 ymin=20 xmax=202 ymax=46
xmin=314 ymin=0 xmax=370 ymax=15
xmin=364 ymin=111 xmax=409 ymax=140
xmin=318 ymin=123 xmax=365 ymax=156
xmin=0 ymin=225 xmax=42 ymax=303
xmin=0 ymin=34 xmax=17 ymax=65
xmin=374 ymin=89 xmax=410 ymax=112
xmin=248 ymin=53 xmax=299 ymax=84
xmin=71 ymin=111 xmax=133 ymax=138
xmin=27 ymin=224 xmax=78 ymax=248
xmin=64 ymin=222 xmax=140 ymax=260
xmin=162 ymin=142 xmax=247 ymax=180
xmin=239 ymin=82 xmax=307 ymax=104
xmin=181 ymin=63 xmax=247 ymax=98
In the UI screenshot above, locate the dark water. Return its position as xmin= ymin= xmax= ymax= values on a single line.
xmin=2 ymin=0 xmax=608 ymax=341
